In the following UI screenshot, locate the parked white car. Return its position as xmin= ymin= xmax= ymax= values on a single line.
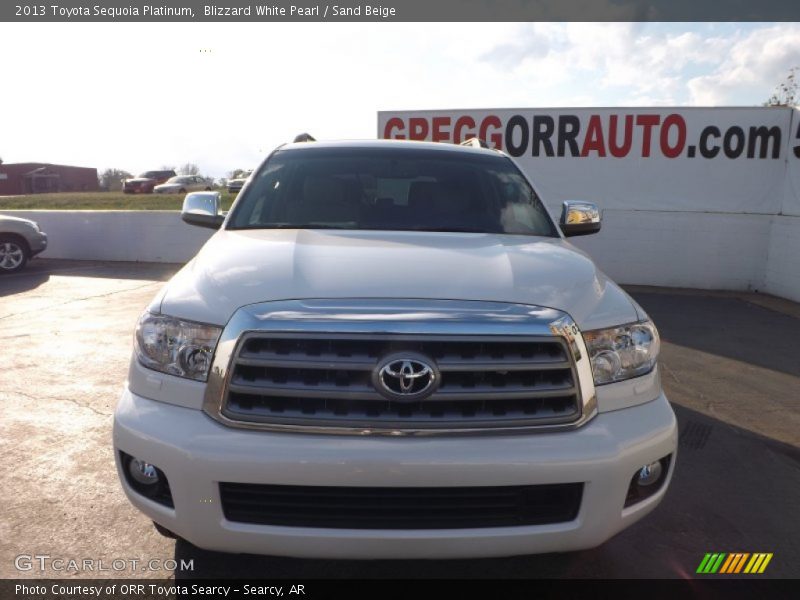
xmin=153 ymin=175 xmax=211 ymax=194
xmin=114 ymin=138 xmax=677 ymax=559
xmin=0 ymin=215 xmax=48 ymax=273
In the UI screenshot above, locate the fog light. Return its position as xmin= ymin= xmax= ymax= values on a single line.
xmin=624 ymin=454 xmax=672 ymax=508
xmin=119 ymin=451 xmax=174 ymax=508
xmin=129 ymin=458 xmax=160 ymax=485
xmin=637 ymin=461 xmax=663 ymax=487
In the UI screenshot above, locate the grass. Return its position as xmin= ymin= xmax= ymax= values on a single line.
xmin=0 ymin=191 xmax=237 ymax=211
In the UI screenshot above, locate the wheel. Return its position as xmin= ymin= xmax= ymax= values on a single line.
xmin=179 ymin=188 xmax=187 ymax=193
xmin=0 ymin=235 xmax=29 ymax=274
xmin=205 ymin=187 xmax=211 ymax=191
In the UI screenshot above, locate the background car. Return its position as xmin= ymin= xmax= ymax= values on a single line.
xmin=0 ymin=215 xmax=48 ymax=273
xmin=153 ymin=175 xmax=212 ymax=194
xmin=122 ymin=170 xmax=176 ymax=194
xmin=227 ymin=170 xmax=252 ymax=194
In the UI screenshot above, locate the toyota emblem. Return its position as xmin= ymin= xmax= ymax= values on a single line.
xmin=372 ymin=352 xmax=440 ymax=402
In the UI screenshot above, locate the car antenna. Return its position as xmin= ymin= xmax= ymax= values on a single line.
xmin=293 ymin=133 xmax=316 ymax=143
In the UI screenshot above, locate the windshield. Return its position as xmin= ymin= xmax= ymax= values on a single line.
xmin=228 ymin=147 xmax=558 ymax=236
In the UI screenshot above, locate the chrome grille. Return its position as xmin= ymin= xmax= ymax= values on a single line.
xmin=220 ymin=333 xmax=581 ymax=430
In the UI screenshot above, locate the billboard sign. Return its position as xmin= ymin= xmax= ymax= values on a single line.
xmin=379 ymin=107 xmax=799 ymax=216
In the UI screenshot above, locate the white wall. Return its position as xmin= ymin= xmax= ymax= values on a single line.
xmin=4 ymin=210 xmax=213 ymax=263
xmin=765 ymin=215 xmax=800 ymax=301
xmin=570 ymin=210 xmax=773 ymax=292
xmin=3 ymin=207 xmax=793 ymax=301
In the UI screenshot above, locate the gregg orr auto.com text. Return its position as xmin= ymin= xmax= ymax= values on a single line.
xmin=383 ymin=113 xmax=798 ymax=160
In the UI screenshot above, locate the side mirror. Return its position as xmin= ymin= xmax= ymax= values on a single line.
xmin=560 ymin=201 xmax=601 ymax=237
xmin=181 ymin=191 xmax=224 ymax=229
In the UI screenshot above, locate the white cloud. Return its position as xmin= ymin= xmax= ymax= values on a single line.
xmin=687 ymin=24 xmax=800 ymax=105
xmin=477 ymin=23 xmax=748 ymax=107
xmin=0 ymin=22 xmax=795 ymax=178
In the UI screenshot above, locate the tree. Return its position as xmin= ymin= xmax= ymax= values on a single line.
xmin=0 ymin=156 xmax=3 ymax=165
xmin=228 ymin=168 xmax=248 ymax=180
xmin=99 ymin=168 xmax=133 ymax=191
xmin=178 ymin=162 xmax=200 ymax=176
xmin=765 ymin=66 xmax=798 ymax=107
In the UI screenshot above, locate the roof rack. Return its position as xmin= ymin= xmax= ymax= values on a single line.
xmin=460 ymin=137 xmax=490 ymax=149
xmin=293 ymin=133 xmax=316 ymax=143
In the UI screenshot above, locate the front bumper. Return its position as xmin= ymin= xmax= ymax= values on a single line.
xmin=113 ymin=389 xmax=677 ymax=559
xmin=29 ymin=232 xmax=48 ymax=256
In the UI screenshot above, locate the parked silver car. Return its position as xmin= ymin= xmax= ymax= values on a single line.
xmin=153 ymin=176 xmax=212 ymax=194
xmin=227 ymin=170 xmax=252 ymax=194
xmin=0 ymin=215 xmax=48 ymax=273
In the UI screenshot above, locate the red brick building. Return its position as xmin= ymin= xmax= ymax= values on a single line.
xmin=0 ymin=163 xmax=99 ymax=195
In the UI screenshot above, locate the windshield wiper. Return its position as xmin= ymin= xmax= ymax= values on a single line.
xmin=232 ymin=224 xmax=496 ymax=233
xmin=405 ymin=226 xmax=492 ymax=233
xmin=238 ymin=223 xmax=352 ymax=230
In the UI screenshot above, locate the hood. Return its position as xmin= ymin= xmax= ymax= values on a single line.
xmin=0 ymin=214 xmax=35 ymax=225
xmin=158 ymin=229 xmax=639 ymax=331
xmin=0 ymin=215 xmax=36 ymax=229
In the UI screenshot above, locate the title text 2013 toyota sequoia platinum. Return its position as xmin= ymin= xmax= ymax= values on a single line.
xmin=113 ymin=138 xmax=677 ymax=559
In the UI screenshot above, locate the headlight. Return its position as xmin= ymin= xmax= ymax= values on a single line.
xmin=582 ymin=320 xmax=660 ymax=385
xmin=134 ymin=312 xmax=222 ymax=381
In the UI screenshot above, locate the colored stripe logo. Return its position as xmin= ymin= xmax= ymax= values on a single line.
xmin=696 ymin=553 xmax=773 ymax=574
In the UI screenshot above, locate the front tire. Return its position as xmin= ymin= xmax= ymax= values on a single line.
xmin=0 ymin=236 xmax=29 ymax=273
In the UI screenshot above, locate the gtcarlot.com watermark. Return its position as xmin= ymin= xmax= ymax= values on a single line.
xmin=14 ymin=554 xmax=194 ymax=573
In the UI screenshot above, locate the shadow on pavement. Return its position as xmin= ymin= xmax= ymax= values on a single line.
xmin=2 ymin=258 xmax=182 ymax=286
xmin=630 ymin=292 xmax=800 ymax=378
xmin=0 ymin=268 xmax=49 ymax=296
xmin=171 ymin=405 xmax=799 ymax=580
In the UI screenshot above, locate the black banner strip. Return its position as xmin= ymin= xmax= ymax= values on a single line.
xmin=2 ymin=0 xmax=800 ymax=23
xmin=2 ymin=579 xmax=799 ymax=600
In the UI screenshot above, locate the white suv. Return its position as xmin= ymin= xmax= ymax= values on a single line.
xmin=113 ymin=139 xmax=677 ymax=559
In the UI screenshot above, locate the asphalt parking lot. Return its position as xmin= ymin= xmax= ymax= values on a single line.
xmin=1 ymin=259 xmax=798 ymax=579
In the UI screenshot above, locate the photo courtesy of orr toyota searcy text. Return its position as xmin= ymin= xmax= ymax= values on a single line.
xmin=380 ymin=108 xmax=800 ymax=217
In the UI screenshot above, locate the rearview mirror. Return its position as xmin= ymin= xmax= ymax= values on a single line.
xmin=181 ymin=191 xmax=224 ymax=229
xmin=559 ymin=201 xmax=601 ymax=237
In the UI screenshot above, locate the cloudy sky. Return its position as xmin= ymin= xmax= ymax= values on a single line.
xmin=1 ymin=22 xmax=798 ymax=178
